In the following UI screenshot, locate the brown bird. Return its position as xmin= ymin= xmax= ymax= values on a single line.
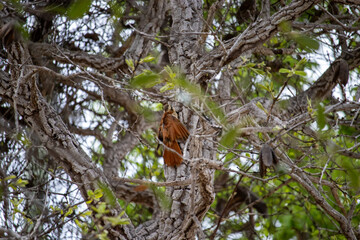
xmin=158 ymin=107 xmax=189 ymax=166
xmin=259 ymin=144 xmax=278 ymax=178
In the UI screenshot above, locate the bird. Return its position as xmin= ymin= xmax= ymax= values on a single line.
xmin=158 ymin=106 xmax=189 ymax=166
xmin=259 ymin=143 xmax=278 ymax=178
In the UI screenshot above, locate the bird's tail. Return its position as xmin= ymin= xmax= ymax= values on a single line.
xmin=163 ymin=141 xmax=183 ymax=166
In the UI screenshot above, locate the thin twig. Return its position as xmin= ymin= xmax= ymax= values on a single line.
xmin=113 ymin=177 xmax=192 ymax=187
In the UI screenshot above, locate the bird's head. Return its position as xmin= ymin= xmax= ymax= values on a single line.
xmin=166 ymin=104 xmax=178 ymax=118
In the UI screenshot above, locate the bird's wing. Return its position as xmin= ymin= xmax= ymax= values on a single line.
xmin=169 ymin=115 xmax=189 ymax=140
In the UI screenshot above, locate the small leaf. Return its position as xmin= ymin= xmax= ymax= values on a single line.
xmin=140 ymin=55 xmax=155 ymax=63
xmin=118 ymin=210 xmax=126 ymax=217
xmin=87 ymin=190 xmax=94 ymax=198
xmin=80 ymin=210 xmax=93 ymax=217
xmin=316 ymin=103 xmax=326 ymax=130
xmin=279 ymin=68 xmax=291 ymax=73
xmin=104 ymin=215 xmax=130 ymax=226
xmin=91 ymin=202 xmax=109 ymax=218
xmin=220 ymin=127 xmax=238 ymax=148
xmin=296 ymin=58 xmax=307 ymax=68
xmin=256 ymin=101 xmax=268 ymax=114
xmin=11 ymin=198 xmax=23 ymax=207
xmin=174 ymin=77 xmax=202 ymax=96
xmin=293 ymin=34 xmax=319 ymax=52
xmin=98 ymin=230 xmax=110 ymax=240
xmin=278 ymin=21 xmax=291 ymax=32
xmin=341 ymin=159 xmax=360 ymax=190
xmin=64 ymin=208 xmax=73 ymax=217
xmin=245 ymin=63 xmax=256 ymax=68
xmin=206 ymin=99 xmax=225 ymax=122
xmin=164 ymin=66 xmax=176 ymax=79
xmin=9 ymin=183 xmax=16 ymax=190
xmin=98 ymin=182 xmax=117 ymax=207
xmin=259 ymin=83 xmax=269 ymax=92
xmin=74 ymin=219 xmax=83 ymax=228
xmin=306 ymin=97 xmax=313 ymax=114
xmin=15 ymin=178 xmax=28 ymax=187
xmin=251 ymin=68 xmax=265 ymax=76
xmin=130 ymin=70 xmax=161 ymax=89
xmin=125 ymin=59 xmax=135 ymax=71
xmin=66 ymin=0 xmax=92 ymax=20
xmin=151 ymin=185 xmax=171 ymax=210
xmin=4 ymin=175 xmax=16 ymax=181
xmin=294 ymin=71 xmax=307 ymax=77
xmin=160 ymin=82 xmax=174 ymax=92
xmin=94 ymin=189 xmax=103 ymax=200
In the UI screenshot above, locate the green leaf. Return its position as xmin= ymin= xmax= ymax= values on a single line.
xmin=104 ymin=214 xmax=130 ymax=226
xmin=159 ymin=82 xmax=174 ymax=93
xmin=278 ymin=21 xmax=291 ymax=32
xmin=316 ymin=103 xmax=326 ymax=130
xmin=256 ymin=101 xmax=268 ymax=114
xmin=64 ymin=208 xmax=73 ymax=217
xmin=174 ymin=77 xmax=202 ymax=96
xmin=293 ymin=34 xmax=319 ymax=52
xmin=339 ymin=125 xmax=358 ymax=136
xmin=94 ymin=189 xmax=103 ymax=200
xmin=97 ymin=230 xmax=110 ymax=240
xmin=16 ymin=133 xmax=31 ymax=147
xmin=306 ymin=97 xmax=313 ymax=114
xmin=341 ymin=159 xmax=360 ymax=190
xmin=66 ymin=0 xmax=92 ymax=20
xmin=125 ymin=59 xmax=135 ymax=71
xmin=136 ymin=105 xmax=154 ymax=122
xmin=251 ymin=68 xmax=265 ymax=76
xmin=108 ymin=1 xmax=124 ymax=18
xmin=150 ymin=185 xmax=171 ymax=210
xmin=91 ymin=202 xmax=109 ymax=217
xmin=220 ymin=127 xmax=237 ymax=148
xmin=245 ymin=63 xmax=256 ymax=68
xmin=294 ymin=71 xmax=307 ymax=77
xmin=150 ymin=102 xmax=163 ymax=111
xmin=3 ymin=175 xmax=16 ymax=181
xmin=98 ymin=182 xmax=117 ymax=207
xmin=15 ymin=178 xmax=28 ymax=187
xmin=279 ymin=68 xmax=291 ymax=73
xmin=80 ymin=210 xmax=93 ymax=217
xmin=130 ymin=70 xmax=161 ymax=89
xmin=140 ymin=55 xmax=155 ymax=63
xmin=206 ymin=99 xmax=225 ymax=122
xmin=258 ymin=83 xmax=269 ymax=92
xmin=164 ymin=66 xmax=176 ymax=79
xmin=295 ymin=58 xmax=308 ymax=69
xmin=74 ymin=219 xmax=84 ymax=229
xmin=87 ymin=190 xmax=94 ymax=198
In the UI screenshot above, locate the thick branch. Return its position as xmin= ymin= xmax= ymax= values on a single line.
xmin=28 ymin=42 xmax=128 ymax=74
xmin=197 ymin=0 xmax=320 ymax=76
